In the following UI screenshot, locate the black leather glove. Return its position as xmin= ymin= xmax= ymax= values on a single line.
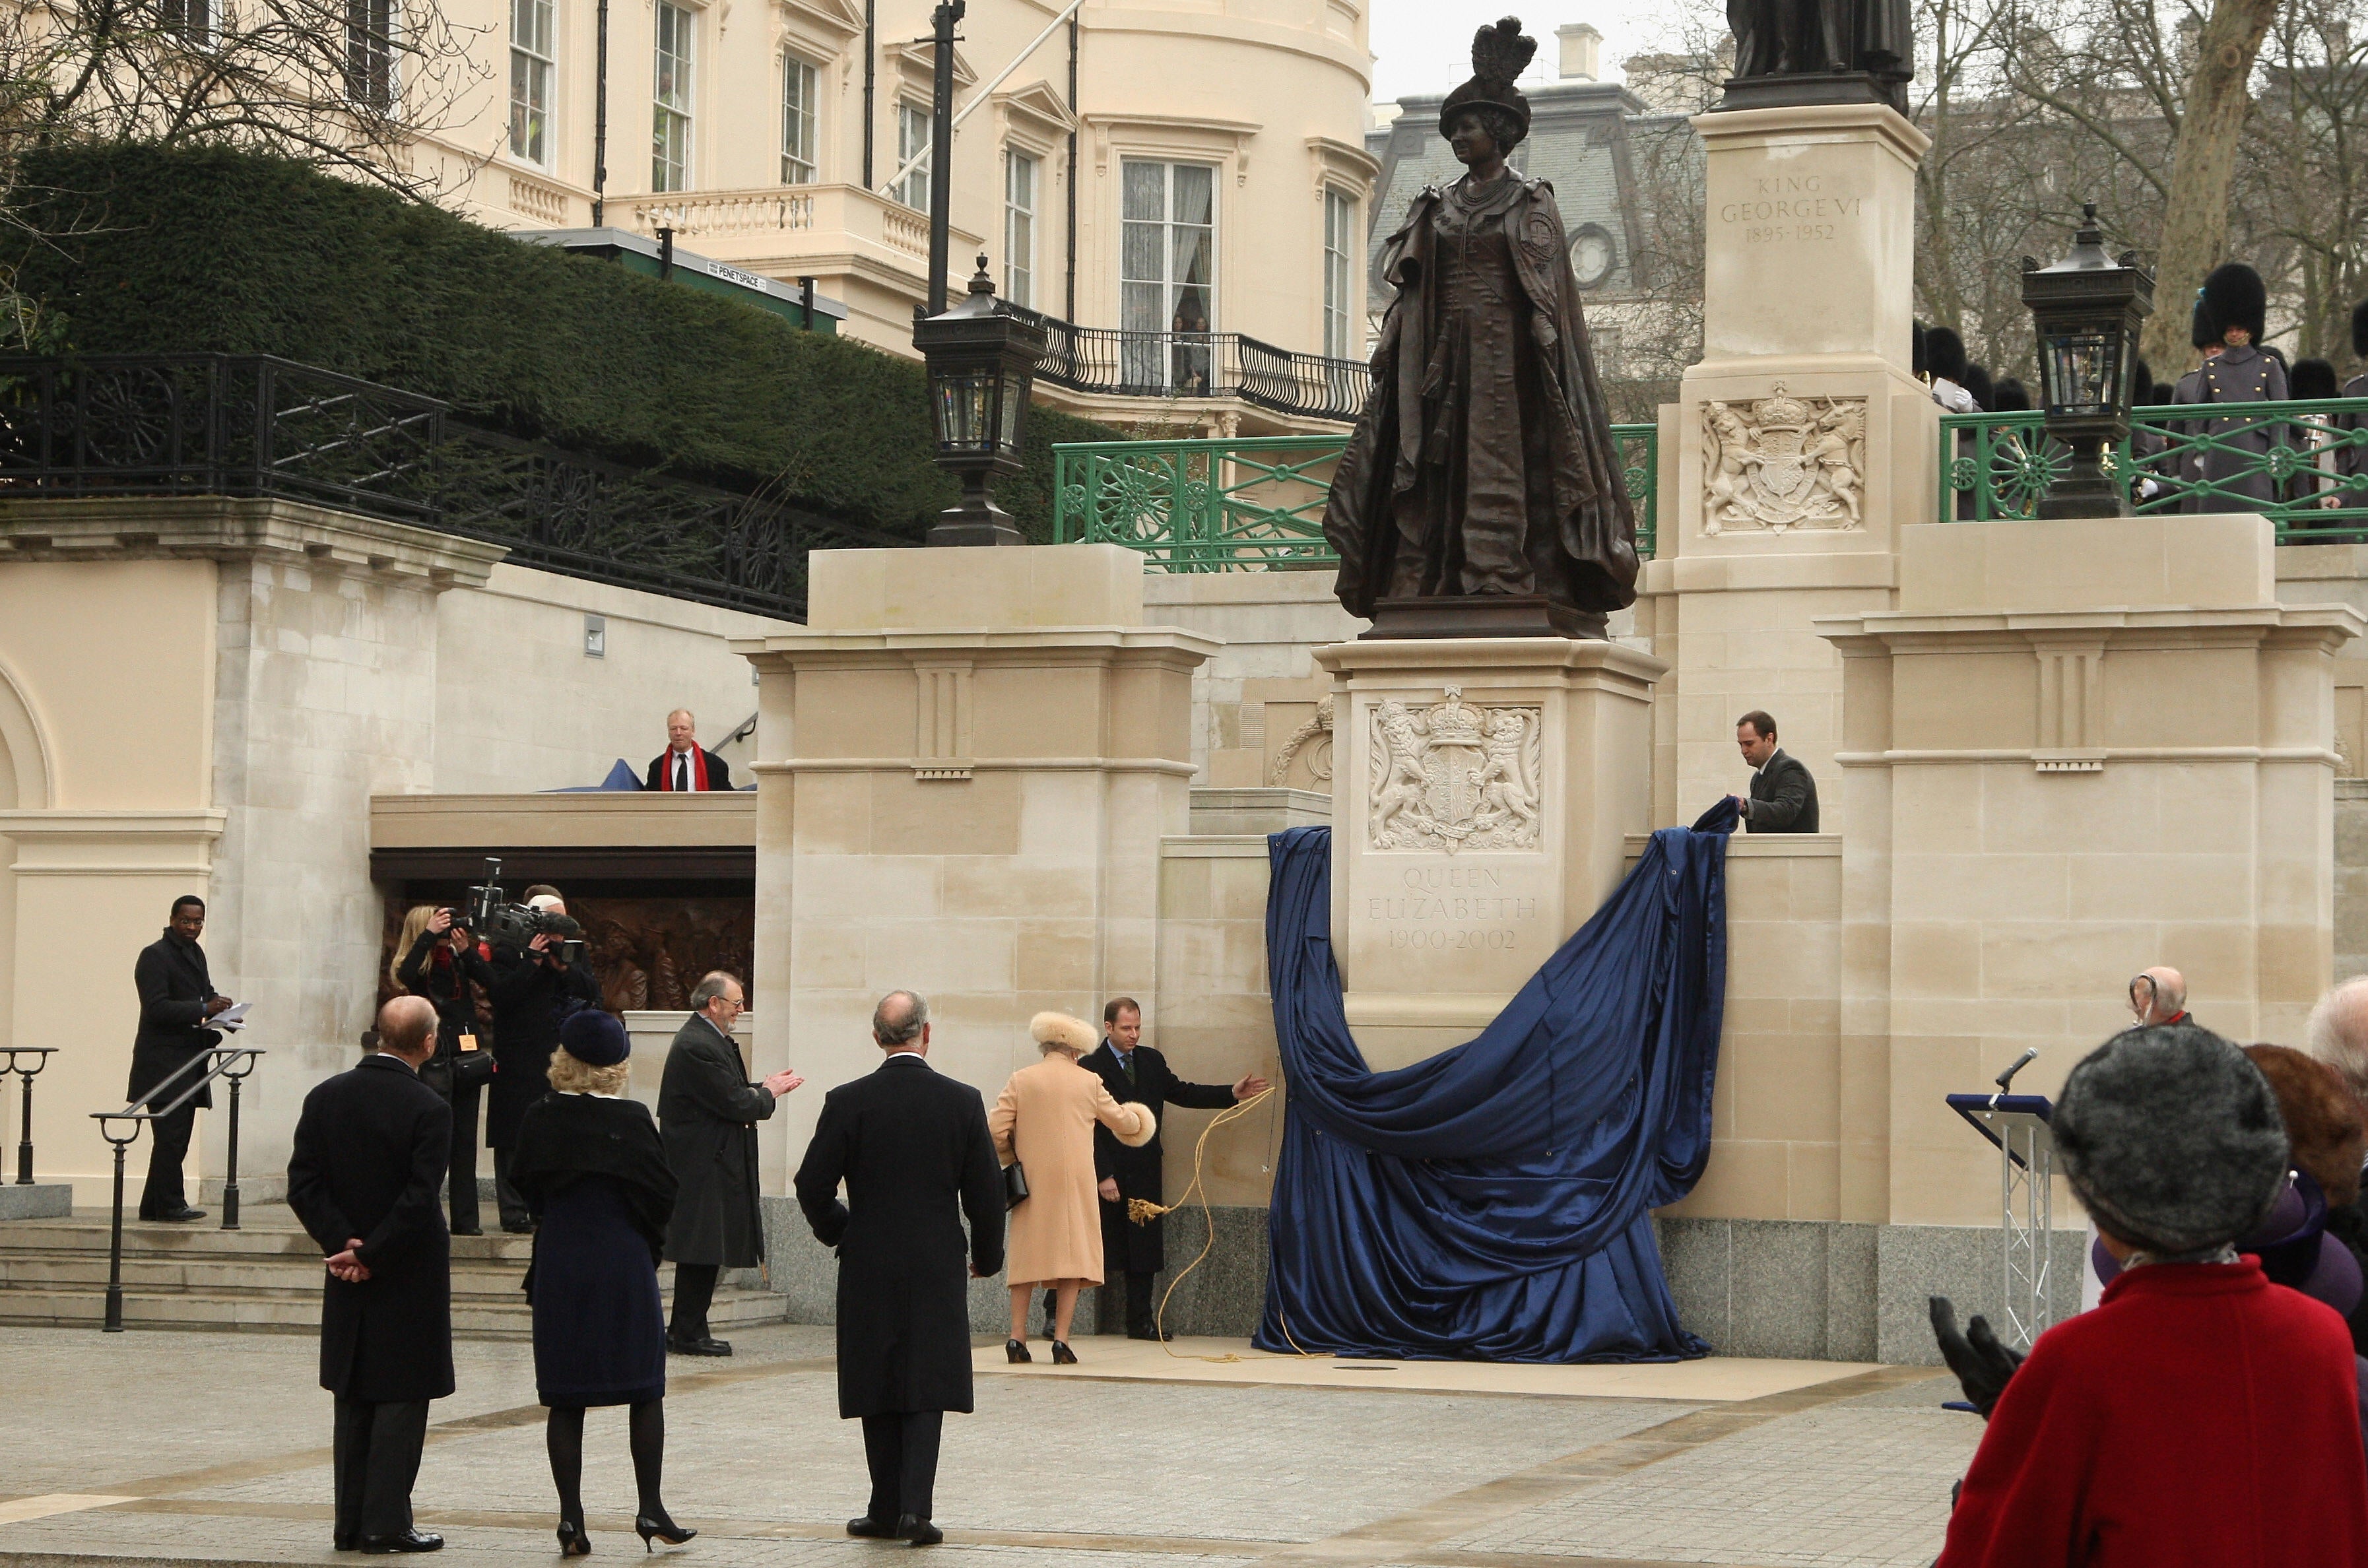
xmin=1930 ymin=1295 xmax=2024 ymax=1418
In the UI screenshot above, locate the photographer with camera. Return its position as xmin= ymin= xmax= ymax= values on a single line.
xmin=392 ymin=903 xmax=500 ymax=1235
xmin=486 ymin=888 xmax=601 ymax=1234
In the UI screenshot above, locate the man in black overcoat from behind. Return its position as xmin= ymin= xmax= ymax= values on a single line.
xmin=286 ymin=995 xmax=455 ymax=1555
xmin=658 ymin=971 xmax=801 ymax=1356
xmin=1065 ymin=998 xmax=1267 ymax=1340
xmin=794 ymin=990 xmax=1003 ymax=1549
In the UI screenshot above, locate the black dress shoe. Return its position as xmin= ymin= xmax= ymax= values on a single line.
xmin=334 ymin=1535 xmax=359 ymax=1552
xmin=1127 ymin=1326 xmax=1173 ymax=1342
xmin=143 ymin=1206 xmax=207 ymax=1223
xmin=360 ymin=1530 xmax=443 ymax=1553
xmin=665 ymin=1334 xmax=732 ymax=1357
xmin=845 ymin=1516 xmax=898 ymax=1538
xmin=894 ymin=1515 xmax=942 ymax=1548
xmin=450 ymin=1225 xmax=483 ymax=1237
xmin=500 ymin=1218 xmax=535 ymax=1234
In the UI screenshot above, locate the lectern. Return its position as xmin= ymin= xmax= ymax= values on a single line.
xmin=1947 ymin=1048 xmax=2055 ymax=1349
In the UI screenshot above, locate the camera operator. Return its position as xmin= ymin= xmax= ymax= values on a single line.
xmin=486 ymin=892 xmax=600 ymax=1234
xmin=392 ymin=903 xmax=500 ymax=1236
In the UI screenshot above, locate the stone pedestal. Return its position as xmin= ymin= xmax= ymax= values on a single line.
xmin=735 ymin=545 xmax=1218 ymax=1192
xmin=1312 ymin=637 xmax=1665 ymax=1070
xmin=1640 ymin=102 xmax=1937 ymax=835
xmin=1818 ymin=514 xmax=2361 ymax=1225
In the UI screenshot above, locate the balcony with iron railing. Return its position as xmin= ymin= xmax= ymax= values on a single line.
xmin=997 ymin=301 xmax=1375 ymax=426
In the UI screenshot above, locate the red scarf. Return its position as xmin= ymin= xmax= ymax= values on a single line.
xmin=661 ymin=746 xmax=710 ymax=792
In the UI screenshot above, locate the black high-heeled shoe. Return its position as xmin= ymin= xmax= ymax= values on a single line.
xmin=634 ymin=1513 xmax=696 ymax=1552
xmin=1004 ymin=1338 xmax=1032 ymax=1363
xmin=1049 ymin=1340 xmax=1078 ymax=1365
xmin=556 ymin=1520 xmax=591 ymax=1557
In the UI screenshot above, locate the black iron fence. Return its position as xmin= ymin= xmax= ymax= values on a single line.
xmin=0 ymin=354 xmax=917 ymax=619
xmin=997 ymin=304 xmax=1372 ymax=424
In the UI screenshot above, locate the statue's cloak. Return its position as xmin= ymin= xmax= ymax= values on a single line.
xmin=1321 ymin=176 xmax=1638 ymax=618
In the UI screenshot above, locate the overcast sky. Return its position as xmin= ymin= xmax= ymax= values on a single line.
xmin=1367 ymin=1 xmax=1701 ymax=104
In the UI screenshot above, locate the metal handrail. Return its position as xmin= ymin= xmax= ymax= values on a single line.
xmin=4 ymin=1046 xmax=56 ymax=1184
xmin=1939 ymin=397 xmax=2368 ymax=539
xmin=90 ymin=1045 xmax=265 ymax=1330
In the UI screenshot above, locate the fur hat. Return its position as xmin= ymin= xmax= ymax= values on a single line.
xmin=1031 ymin=1011 xmax=1099 ymax=1056
xmin=1989 ymin=377 xmax=2032 ymax=412
xmin=2292 ymin=358 xmax=2341 ymax=401
xmin=2245 ymin=1043 xmax=2367 ymax=1206
xmin=2130 ymin=356 xmax=2155 ymax=405
xmin=1961 ymin=364 xmax=1996 ymax=412
xmin=1911 ymin=322 xmax=1928 ymax=377
xmin=2199 ymin=262 xmax=2267 ymax=345
xmin=558 ymin=1007 xmax=630 ymax=1067
xmin=2352 ymin=300 xmax=2368 ymax=360
xmin=1439 ymin=18 xmax=1534 ymax=146
xmin=1924 ymin=325 xmax=1968 ymax=383
xmin=2190 ymin=297 xmax=2218 ymax=351
xmin=2055 ymin=1024 xmax=2289 ymax=1255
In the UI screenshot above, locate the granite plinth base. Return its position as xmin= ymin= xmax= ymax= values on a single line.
xmin=1713 ymin=71 xmax=1907 ymax=115
xmin=0 ymin=1184 xmax=71 ymax=1220
xmin=1361 ymin=595 xmax=1607 ymax=641
xmin=759 ymin=1196 xmax=1271 ymax=1338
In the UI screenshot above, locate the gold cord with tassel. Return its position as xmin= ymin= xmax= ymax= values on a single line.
xmin=1123 ymin=1085 xmax=1314 ymax=1361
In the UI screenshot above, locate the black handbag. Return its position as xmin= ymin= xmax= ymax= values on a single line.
xmin=1002 ymin=1161 xmax=1028 ymax=1209
xmin=450 ymin=1030 xmax=496 ymax=1090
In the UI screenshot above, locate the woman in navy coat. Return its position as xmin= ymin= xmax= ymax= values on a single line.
xmin=507 ymin=1010 xmax=690 ymax=1555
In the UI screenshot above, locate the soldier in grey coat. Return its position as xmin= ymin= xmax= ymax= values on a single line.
xmin=2173 ymin=263 xmax=2290 ymax=511
xmin=656 ymin=972 xmax=800 ymax=1356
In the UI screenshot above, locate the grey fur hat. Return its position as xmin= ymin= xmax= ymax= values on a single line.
xmin=2055 ymin=1024 xmax=2289 ymax=1256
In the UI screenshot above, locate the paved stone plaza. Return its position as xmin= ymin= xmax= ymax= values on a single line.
xmin=0 ymin=1323 xmax=1978 ymax=1568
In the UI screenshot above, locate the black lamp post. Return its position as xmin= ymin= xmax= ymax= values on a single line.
xmin=2019 ymin=202 xmax=2154 ymax=519
xmin=913 ymin=254 xmax=1045 ymax=546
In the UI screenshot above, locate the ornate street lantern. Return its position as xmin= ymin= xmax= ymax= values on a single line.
xmin=2019 ymin=203 xmax=2154 ymax=519
xmin=912 ymin=254 xmax=1045 ymax=546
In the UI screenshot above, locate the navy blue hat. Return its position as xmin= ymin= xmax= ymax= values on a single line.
xmin=559 ymin=1008 xmax=630 ymax=1067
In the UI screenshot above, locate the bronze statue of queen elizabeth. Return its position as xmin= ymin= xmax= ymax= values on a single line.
xmin=1321 ymin=17 xmax=1638 ymax=640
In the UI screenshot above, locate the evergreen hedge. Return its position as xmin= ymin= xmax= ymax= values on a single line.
xmin=6 ymin=143 xmax=1117 ymax=539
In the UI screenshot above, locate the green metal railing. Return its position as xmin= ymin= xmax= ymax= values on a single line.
xmin=1053 ymin=425 xmax=1661 ymax=570
xmin=1940 ymin=398 xmax=2368 ymax=541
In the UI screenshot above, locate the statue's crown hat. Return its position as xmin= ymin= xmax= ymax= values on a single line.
xmin=1439 ymin=17 xmax=1535 ymax=143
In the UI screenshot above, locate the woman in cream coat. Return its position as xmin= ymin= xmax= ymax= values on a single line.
xmin=989 ymin=1011 xmax=1156 ymax=1363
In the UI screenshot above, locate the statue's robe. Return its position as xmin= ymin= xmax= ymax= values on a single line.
xmin=1321 ymin=173 xmax=1637 ymax=619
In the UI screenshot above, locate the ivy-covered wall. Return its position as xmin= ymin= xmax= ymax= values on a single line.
xmin=7 ymin=144 xmax=1114 ymax=539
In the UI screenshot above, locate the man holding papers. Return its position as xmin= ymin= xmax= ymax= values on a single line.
xmin=128 ymin=894 xmax=239 ymax=1222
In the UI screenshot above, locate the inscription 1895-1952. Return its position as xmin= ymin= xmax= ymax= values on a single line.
xmin=1719 ymin=174 xmax=1864 ymax=245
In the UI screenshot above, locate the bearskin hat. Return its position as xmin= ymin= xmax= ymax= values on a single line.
xmin=2352 ymin=300 xmax=2368 ymax=360
xmin=2292 ymin=358 xmax=2341 ymax=401
xmin=1439 ymin=17 xmax=1535 ymax=145
xmin=1961 ymin=364 xmax=1995 ymax=412
xmin=2199 ymin=261 xmax=2267 ymax=346
xmin=1924 ymin=325 xmax=1968 ymax=383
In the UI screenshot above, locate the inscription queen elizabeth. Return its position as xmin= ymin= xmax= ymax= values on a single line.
xmin=1367 ymin=687 xmax=1544 ymax=855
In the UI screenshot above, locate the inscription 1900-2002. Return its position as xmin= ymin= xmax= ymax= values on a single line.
xmin=1718 ymin=174 xmax=1863 ymax=245
xmin=1367 ymin=865 xmax=1538 ymax=952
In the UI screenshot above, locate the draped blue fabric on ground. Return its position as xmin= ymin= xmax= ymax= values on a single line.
xmin=1253 ymin=803 xmax=1734 ymax=1363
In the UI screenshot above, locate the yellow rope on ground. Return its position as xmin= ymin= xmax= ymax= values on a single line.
xmin=1124 ymin=1085 xmax=1316 ymax=1361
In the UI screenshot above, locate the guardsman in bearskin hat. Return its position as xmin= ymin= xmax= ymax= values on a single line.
xmin=2171 ymin=262 xmax=2290 ymax=510
xmin=2338 ymin=301 xmax=2368 ymax=486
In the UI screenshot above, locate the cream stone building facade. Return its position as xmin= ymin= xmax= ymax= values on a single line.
xmin=402 ymin=0 xmax=1377 ymax=430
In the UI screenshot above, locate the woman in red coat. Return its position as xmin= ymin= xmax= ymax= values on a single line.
xmin=1939 ymin=1025 xmax=2368 ymax=1567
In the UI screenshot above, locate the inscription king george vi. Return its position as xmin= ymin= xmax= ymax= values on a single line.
xmin=1701 ymin=386 xmax=1867 ymax=534
xmin=1367 ymin=687 xmax=1543 ymax=855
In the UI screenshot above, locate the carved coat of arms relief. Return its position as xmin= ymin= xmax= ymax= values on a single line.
xmin=1367 ymin=687 xmax=1543 ymax=855
xmin=1701 ymin=385 xmax=1867 ymax=534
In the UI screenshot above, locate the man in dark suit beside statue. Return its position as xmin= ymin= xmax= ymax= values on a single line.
xmin=795 ymin=990 xmax=1003 ymax=1548
xmin=1729 ymin=710 xmax=1820 ymax=833
xmin=658 ymin=971 xmax=801 ymax=1356
xmin=285 ymin=995 xmax=454 ymax=1555
xmin=1061 ymin=998 xmax=1268 ymax=1340
xmin=129 ymin=894 xmax=238 ymax=1222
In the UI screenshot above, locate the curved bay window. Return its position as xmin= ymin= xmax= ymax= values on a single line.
xmin=1120 ymin=160 xmax=1215 ymax=394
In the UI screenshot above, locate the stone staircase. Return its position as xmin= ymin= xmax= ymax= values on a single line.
xmin=0 ymin=1208 xmax=791 ymax=1338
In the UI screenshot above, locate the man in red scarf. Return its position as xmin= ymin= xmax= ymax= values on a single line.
xmin=646 ymin=709 xmax=734 ymax=792
xmin=1937 ymin=1024 xmax=2368 ymax=1567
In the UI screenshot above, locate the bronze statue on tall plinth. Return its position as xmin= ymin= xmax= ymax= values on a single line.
xmin=1320 ymin=17 xmax=1638 ymax=641
xmin=1719 ymin=0 xmax=1913 ymax=114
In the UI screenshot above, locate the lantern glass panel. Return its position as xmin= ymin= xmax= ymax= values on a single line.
xmin=933 ymin=370 xmax=1002 ymax=453
xmin=997 ymin=370 xmax=1023 ymax=451
xmin=2042 ymin=325 xmax=2120 ymax=416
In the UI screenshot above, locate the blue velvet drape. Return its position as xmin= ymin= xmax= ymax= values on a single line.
xmin=1252 ymin=802 xmax=1735 ymax=1362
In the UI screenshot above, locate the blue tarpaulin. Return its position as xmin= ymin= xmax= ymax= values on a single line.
xmin=1252 ymin=802 xmax=1734 ymax=1362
